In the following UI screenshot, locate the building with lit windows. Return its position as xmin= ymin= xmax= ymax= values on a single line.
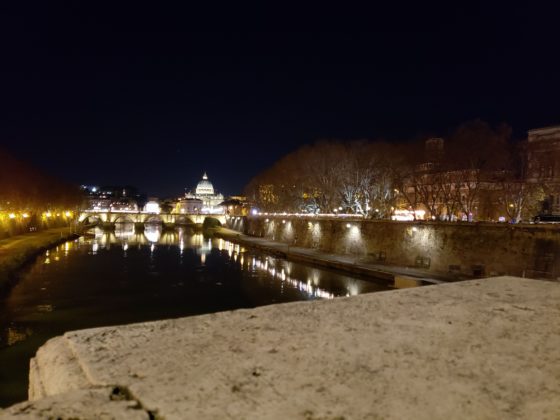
xmin=526 ymin=125 xmax=560 ymax=215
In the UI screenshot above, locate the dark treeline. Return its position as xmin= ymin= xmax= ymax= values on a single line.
xmin=0 ymin=149 xmax=81 ymax=237
xmin=0 ymin=149 xmax=80 ymax=211
xmin=245 ymin=120 xmax=545 ymax=222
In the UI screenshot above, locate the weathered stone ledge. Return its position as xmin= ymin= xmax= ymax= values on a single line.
xmin=2 ymin=277 xmax=559 ymax=419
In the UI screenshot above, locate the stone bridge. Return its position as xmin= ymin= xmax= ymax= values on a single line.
xmin=78 ymin=211 xmax=226 ymax=227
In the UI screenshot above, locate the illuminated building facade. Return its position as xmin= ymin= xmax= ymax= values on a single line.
xmin=404 ymin=138 xmax=503 ymax=221
xmin=526 ymin=125 xmax=560 ymax=215
xmin=182 ymin=173 xmax=224 ymax=214
xmin=82 ymin=185 xmax=145 ymax=212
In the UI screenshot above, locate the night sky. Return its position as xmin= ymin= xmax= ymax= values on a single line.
xmin=1 ymin=3 xmax=559 ymax=197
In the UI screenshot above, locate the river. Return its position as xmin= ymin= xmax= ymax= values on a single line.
xmin=0 ymin=224 xmax=400 ymax=407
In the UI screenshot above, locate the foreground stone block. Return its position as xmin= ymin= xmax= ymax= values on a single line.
xmin=1 ymin=387 xmax=150 ymax=419
xmin=3 ymin=276 xmax=560 ymax=419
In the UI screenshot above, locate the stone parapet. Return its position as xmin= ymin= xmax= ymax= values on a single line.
xmin=2 ymin=277 xmax=559 ymax=419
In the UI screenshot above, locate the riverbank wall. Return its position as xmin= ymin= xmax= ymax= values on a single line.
xmin=227 ymin=216 xmax=560 ymax=280
xmin=0 ymin=227 xmax=81 ymax=295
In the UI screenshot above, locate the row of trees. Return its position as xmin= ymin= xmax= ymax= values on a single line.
xmin=0 ymin=148 xmax=81 ymax=213
xmin=246 ymin=141 xmax=406 ymax=218
xmin=245 ymin=120 xmax=546 ymax=222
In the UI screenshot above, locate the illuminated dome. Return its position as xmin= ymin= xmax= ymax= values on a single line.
xmin=195 ymin=172 xmax=215 ymax=195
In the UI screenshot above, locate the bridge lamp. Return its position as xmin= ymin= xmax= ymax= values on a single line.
xmin=8 ymin=213 xmax=16 ymax=219
xmin=22 ymin=213 xmax=29 ymax=218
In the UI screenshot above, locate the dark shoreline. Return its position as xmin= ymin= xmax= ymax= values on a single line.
xmin=0 ymin=228 xmax=82 ymax=297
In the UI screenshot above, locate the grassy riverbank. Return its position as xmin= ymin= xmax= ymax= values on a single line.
xmin=0 ymin=227 xmax=80 ymax=295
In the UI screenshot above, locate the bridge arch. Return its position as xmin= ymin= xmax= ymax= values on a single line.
xmin=81 ymin=215 xmax=101 ymax=225
xmin=144 ymin=215 xmax=163 ymax=225
xmin=175 ymin=215 xmax=195 ymax=225
xmin=113 ymin=215 xmax=135 ymax=224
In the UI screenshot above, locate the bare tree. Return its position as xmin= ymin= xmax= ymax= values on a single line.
xmin=446 ymin=120 xmax=511 ymax=220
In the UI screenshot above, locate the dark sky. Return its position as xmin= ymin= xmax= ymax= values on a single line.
xmin=1 ymin=3 xmax=559 ymax=197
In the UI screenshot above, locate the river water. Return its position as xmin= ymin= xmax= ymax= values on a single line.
xmin=0 ymin=224 xmax=399 ymax=407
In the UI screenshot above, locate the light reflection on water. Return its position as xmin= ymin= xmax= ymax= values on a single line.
xmin=0 ymin=226 xmax=405 ymax=407
xmin=79 ymin=228 xmax=367 ymax=300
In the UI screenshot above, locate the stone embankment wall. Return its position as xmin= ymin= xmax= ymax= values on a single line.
xmin=227 ymin=216 xmax=560 ymax=279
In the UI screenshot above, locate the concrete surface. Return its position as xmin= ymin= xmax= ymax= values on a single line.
xmin=2 ymin=276 xmax=560 ymax=419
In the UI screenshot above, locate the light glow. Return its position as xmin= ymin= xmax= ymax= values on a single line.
xmin=391 ymin=209 xmax=426 ymax=221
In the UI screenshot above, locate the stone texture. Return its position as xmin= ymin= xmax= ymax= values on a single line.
xmin=0 ymin=387 xmax=150 ymax=420
xmin=4 ymin=277 xmax=560 ymax=419
xmin=28 ymin=335 xmax=94 ymax=400
xmin=233 ymin=216 xmax=560 ymax=279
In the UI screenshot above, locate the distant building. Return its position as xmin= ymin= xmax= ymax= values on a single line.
xmin=87 ymin=198 xmax=111 ymax=211
xmin=221 ymin=197 xmax=249 ymax=216
xmin=404 ymin=138 xmax=504 ymax=221
xmin=175 ymin=198 xmax=203 ymax=214
xmin=180 ymin=173 xmax=225 ymax=214
xmin=143 ymin=199 xmax=161 ymax=214
xmin=110 ymin=200 xmax=139 ymax=212
xmin=527 ymin=125 xmax=560 ymax=215
xmin=82 ymin=184 xmax=146 ymax=211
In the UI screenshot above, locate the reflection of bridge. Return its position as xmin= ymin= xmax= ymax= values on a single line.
xmin=78 ymin=211 xmax=226 ymax=226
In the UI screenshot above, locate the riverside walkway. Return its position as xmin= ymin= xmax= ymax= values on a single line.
xmin=216 ymin=228 xmax=451 ymax=285
xmin=2 ymin=276 xmax=559 ymax=419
